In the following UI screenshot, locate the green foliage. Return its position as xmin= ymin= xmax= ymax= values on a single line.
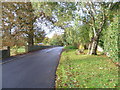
xmin=34 ymin=30 xmax=46 ymax=44
xmin=64 ymin=21 xmax=90 ymax=48
xmin=32 ymin=2 xmax=58 ymax=17
xmin=56 ymin=50 xmax=118 ymax=88
xmin=49 ymin=34 xmax=64 ymax=46
xmin=64 ymin=45 xmax=77 ymax=49
xmin=103 ymin=16 xmax=119 ymax=63
xmin=42 ymin=37 xmax=50 ymax=45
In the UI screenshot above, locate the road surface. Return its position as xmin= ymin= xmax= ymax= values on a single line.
xmin=2 ymin=47 xmax=63 ymax=88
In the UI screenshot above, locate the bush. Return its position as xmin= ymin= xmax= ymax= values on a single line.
xmin=104 ymin=16 xmax=119 ymax=63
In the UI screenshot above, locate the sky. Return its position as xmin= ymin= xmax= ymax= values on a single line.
xmin=46 ymin=29 xmax=63 ymax=38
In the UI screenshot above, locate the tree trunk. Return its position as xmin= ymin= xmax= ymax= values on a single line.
xmin=90 ymin=35 xmax=100 ymax=55
xmin=28 ymin=34 xmax=34 ymax=46
xmin=87 ymin=43 xmax=91 ymax=54
xmin=28 ymin=25 xmax=34 ymax=46
xmin=87 ymin=37 xmax=93 ymax=54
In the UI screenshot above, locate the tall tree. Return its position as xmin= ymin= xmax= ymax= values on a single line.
xmin=77 ymin=2 xmax=111 ymax=55
xmin=103 ymin=1 xmax=120 ymax=63
xmin=15 ymin=2 xmax=36 ymax=46
xmin=2 ymin=2 xmax=37 ymax=46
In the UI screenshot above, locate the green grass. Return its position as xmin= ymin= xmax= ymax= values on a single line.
xmin=10 ymin=46 xmax=25 ymax=56
xmin=56 ymin=49 xmax=119 ymax=88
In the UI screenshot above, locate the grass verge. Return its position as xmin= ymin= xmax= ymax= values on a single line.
xmin=56 ymin=49 xmax=118 ymax=88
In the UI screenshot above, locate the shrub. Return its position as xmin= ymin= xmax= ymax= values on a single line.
xmin=104 ymin=16 xmax=119 ymax=63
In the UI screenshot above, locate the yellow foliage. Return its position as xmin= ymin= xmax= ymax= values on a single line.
xmin=78 ymin=45 xmax=84 ymax=50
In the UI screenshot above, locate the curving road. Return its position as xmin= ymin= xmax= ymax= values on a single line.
xmin=2 ymin=47 xmax=63 ymax=88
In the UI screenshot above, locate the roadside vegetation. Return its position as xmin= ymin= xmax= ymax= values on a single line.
xmin=10 ymin=46 xmax=25 ymax=56
xmin=56 ymin=49 xmax=119 ymax=88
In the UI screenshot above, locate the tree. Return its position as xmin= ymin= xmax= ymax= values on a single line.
xmin=42 ymin=37 xmax=50 ymax=45
xmin=104 ymin=17 xmax=119 ymax=63
xmin=75 ymin=2 xmax=112 ymax=55
xmin=15 ymin=2 xmax=36 ymax=46
xmin=2 ymin=2 xmax=37 ymax=46
xmin=103 ymin=2 xmax=120 ymax=63
xmin=64 ymin=15 xmax=90 ymax=48
xmin=49 ymin=33 xmax=64 ymax=46
xmin=2 ymin=2 xmax=17 ymax=46
xmin=34 ymin=29 xmax=46 ymax=44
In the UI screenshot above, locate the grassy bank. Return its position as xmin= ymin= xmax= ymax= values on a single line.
xmin=56 ymin=49 xmax=118 ymax=88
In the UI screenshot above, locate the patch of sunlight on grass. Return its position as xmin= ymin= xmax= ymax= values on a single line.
xmin=10 ymin=46 xmax=25 ymax=56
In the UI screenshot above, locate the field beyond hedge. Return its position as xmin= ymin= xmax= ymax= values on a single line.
xmin=56 ymin=49 xmax=119 ymax=88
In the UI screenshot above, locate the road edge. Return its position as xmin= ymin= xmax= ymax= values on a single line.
xmin=54 ymin=48 xmax=65 ymax=88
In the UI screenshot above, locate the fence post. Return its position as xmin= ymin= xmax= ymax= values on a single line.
xmin=7 ymin=46 xmax=10 ymax=57
xmin=1 ymin=46 xmax=10 ymax=59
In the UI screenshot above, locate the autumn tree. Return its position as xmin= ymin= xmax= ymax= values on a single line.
xmin=2 ymin=2 xmax=37 ymax=47
xmin=15 ymin=2 xmax=36 ymax=46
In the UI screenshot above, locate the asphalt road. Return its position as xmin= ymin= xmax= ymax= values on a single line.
xmin=2 ymin=47 xmax=63 ymax=88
